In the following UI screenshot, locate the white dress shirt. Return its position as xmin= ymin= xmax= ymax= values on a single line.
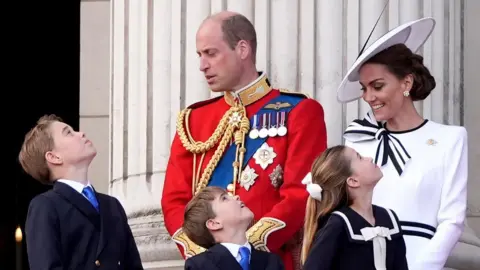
xmin=220 ymin=242 xmax=252 ymax=263
xmin=57 ymin=179 xmax=94 ymax=201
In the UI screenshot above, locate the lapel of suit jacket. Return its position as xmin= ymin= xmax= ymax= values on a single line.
xmin=95 ymin=192 xmax=108 ymax=257
xmin=250 ymin=246 xmax=267 ymax=270
xmin=53 ymin=182 xmax=100 ymax=225
xmin=210 ymin=244 xmax=243 ymax=270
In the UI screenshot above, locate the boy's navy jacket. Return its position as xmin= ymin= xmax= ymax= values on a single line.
xmin=25 ymin=181 xmax=143 ymax=270
xmin=184 ymin=243 xmax=285 ymax=270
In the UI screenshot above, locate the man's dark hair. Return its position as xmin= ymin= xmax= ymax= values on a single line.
xmin=221 ymin=14 xmax=257 ymax=63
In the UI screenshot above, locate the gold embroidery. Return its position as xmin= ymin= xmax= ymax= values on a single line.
xmin=264 ymin=102 xmax=292 ymax=110
xmin=246 ymin=217 xmax=286 ymax=252
xmin=172 ymin=229 xmax=206 ymax=257
xmin=224 ymin=74 xmax=272 ymax=106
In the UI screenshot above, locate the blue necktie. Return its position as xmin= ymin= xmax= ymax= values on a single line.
xmin=82 ymin=186 xmax=99 ymax=212
xmin=239 ymin=247 xmax=250 ymax=270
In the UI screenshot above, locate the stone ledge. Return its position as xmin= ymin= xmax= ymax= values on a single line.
xmin=128 ymin=208 xmax=183 ymax=263
xmin=143 ymin=260 xmax=184 ymax=270
xmin=446 ymin=241 xmax=480 ymax=270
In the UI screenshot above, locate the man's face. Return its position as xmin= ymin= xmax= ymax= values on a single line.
xmin=196 ymin=20 xmax=243 ymax=92
xmin=45 ymin=121 xmax=97 ymax=167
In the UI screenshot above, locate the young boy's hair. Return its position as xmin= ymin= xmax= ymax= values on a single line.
xmin=18 ymin=114 xmax=63 ymax=185
xmin=183 ymin=186 xmax=226 ymax=249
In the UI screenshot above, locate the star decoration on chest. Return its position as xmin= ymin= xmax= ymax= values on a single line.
xmin=229 ymin=112 xmax=242 ymax=127
xmin=253 ymin=143 xmax=277 ymax=170
xmin=239 ymin=165 xmax=258 ymax=191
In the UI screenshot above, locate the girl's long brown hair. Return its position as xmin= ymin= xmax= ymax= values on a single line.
xmin=300 ymin=145 xmax=353 ymax=265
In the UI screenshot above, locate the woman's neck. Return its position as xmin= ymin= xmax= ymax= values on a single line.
xmin=386 ymin=101 xmax=424 ymax=132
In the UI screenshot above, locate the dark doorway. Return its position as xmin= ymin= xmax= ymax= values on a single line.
xmin=2 ymin=1 xmax=80 ymax=269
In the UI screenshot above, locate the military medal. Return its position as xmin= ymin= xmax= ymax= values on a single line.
xmin=268 ymin=113 xmax=277 ymax=137
xmin=277 ymin=111 xmax=287 ymax=136
xmin=259 ymin=113 xmax=269 ymax=138
xmin=249 ymin=114 xmax=259 ymax=139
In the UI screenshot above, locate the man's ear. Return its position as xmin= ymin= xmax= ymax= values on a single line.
xmin=346 ymin=176 xmax=360 ymax=188
xmin=45 ymin=151 xmax=62 ymax=165
xmin=236 ymin=40 xmax=250 ymax=61
xmin=206 ymin=218 xmax=223 ymax=231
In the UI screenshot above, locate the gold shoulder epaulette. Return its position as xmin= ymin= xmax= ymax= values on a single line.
xmin=279 ymin=89 xmax=311 ymax=99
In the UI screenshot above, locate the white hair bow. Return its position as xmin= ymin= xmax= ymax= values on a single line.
xmin=301 ymin=173 xmax=323 ymax=201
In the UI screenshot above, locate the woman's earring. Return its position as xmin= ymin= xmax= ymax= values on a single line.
xmin=403 ymin=91 xmax=410 ymax=97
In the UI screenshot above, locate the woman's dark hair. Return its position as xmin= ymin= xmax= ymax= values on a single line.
xmin=364 ymin=43 xmax=436 ymax=101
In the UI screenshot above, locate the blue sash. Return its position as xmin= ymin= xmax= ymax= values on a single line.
xmin=208 ymin=94 xmax=304 ymax=189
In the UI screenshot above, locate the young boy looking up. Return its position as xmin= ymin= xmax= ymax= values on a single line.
xmin=182 ymin=186 xmax=284 ymax=270
xmin=19 ymin=114 xmax=143 ymax=270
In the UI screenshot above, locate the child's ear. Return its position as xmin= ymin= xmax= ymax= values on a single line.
xmin=45 ymin=151 xmax=63 ymax=165
xmin=346 ymin=176 xmax=360 ymax=188
xmin=206 ymin=219 xmax=223 ymax=231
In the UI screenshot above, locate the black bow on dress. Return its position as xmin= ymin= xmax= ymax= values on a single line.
xmin=343 ymin=112 xmax=411 ymax=176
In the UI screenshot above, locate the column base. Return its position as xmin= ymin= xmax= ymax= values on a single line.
xmin=128 ymin=208 xmax=185 ymax=269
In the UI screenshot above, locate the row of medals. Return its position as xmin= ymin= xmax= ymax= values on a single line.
xmin=249 ymin=111 xmax=288 ymax=139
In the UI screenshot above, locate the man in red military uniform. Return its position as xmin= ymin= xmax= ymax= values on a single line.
xmin=161 ymin=11 xmax=327 ymax=270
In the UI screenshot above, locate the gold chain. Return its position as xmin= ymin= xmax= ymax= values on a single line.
xmin=176 ymin=104 xmax=250 ymax=195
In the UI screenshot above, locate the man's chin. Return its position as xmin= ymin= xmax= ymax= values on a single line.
xmin=208 ymin=83 xmax=229 ymax=93
xmin=209 ymin=87 xmax=226 ymax=93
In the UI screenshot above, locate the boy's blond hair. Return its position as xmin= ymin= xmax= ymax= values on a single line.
xmin=182 ymin=186 xmax=226 ymax=249
xmin=18 ymin=114 xmax=62 ymax=184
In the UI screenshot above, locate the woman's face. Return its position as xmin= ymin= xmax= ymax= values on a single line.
xmin=359 ymin=63 xmax=413 ymax=121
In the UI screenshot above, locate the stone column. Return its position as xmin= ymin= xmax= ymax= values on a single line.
xmin=109 ymin=0 xmax=183 ymax=269
xmin=108 ymin=0 xmax=477 ymax=269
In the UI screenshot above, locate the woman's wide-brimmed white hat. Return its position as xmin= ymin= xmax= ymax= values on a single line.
xmin=337 ymin=17 xmax=436 ymax=103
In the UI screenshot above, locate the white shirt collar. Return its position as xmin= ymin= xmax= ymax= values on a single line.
xmin=57 ymin=179 xmax=92 ymax=194
xmin=220 ymin=242 xmax=251 ymax=262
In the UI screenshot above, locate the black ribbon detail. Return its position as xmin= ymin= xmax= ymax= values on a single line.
xmin=343 ymin=112 xmax=411 ymax=176
xmin=357 ymin=0 xmax=390 ymax=59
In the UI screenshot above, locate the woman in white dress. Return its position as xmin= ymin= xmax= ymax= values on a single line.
xmin=337 ymin=17 xmax=468 ymax=270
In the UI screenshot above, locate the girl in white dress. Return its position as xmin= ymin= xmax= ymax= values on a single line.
xmin=337 ymin=18 xmax=468 ymax=270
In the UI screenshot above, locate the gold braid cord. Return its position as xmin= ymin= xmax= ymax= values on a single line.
xmin=176 ymin=103 xmax=250 ymax=195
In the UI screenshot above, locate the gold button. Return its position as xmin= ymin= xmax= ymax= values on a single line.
xmin=95 ymin=260 xmax=100 ymax=266
xmin=227 ymin=184 xmax=234 ymax=192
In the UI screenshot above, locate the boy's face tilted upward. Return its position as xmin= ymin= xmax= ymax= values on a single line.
xmin=206 ymin=191 xmax=253 ymax=231
xmin=45 ymin=121 xmax=97 ymax=167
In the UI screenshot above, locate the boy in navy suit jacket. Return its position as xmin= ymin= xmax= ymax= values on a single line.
xmin=19 ymin=114 xmax=143 ymax=270
xmin=182 ymin=186 xmax=284 ymax=270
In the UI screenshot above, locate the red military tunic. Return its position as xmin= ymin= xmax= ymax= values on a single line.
xmin=161 ymin=73 xmax=327 ymax=270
